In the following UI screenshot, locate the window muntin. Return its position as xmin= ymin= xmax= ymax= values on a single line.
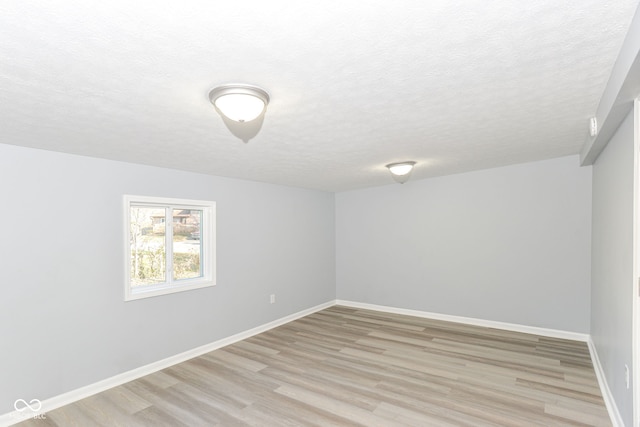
xmin=124 ymin=196 xmax=215 ymax=300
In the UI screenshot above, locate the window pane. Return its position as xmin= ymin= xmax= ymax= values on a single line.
xmin=173 ymin=209 xmax=202 ymax=281
xmin=130 ymin=207 xmax=166 ymax=287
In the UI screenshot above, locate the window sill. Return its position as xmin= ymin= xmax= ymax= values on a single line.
xmin=125 ymin=280 xmax=215 ymax=301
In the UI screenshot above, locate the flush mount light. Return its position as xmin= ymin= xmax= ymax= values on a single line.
xmin=386 ymin=161 xmax=416 ymax=184
xmin=209 ymin=84 xmax=270 ymax=123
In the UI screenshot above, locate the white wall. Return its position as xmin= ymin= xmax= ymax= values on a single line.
xmin=336 ymin=156 xmax=592 ymax=332
xmin=591 ymin=110 xmax=635 ymax=426
xmin=0 ymin=143 xmax=336 ymax=414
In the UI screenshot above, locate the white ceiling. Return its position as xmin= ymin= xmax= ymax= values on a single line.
xmin=0 ymin=1 xmax=638 ymax=192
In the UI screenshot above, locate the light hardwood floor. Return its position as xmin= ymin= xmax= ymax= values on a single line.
xmin=16 ymin=306 xmax=611 ymax=426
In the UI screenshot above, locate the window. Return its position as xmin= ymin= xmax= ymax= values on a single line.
xmin=124 ymin=195 xmax=216 ymax=301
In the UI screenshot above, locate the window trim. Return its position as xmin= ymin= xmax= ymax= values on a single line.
xmin=123 ymin=195 xmax=216 ymax=301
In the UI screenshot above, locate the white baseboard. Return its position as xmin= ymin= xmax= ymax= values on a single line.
xmin=588 ymin=337 xmax=624 ymax=427
xmin=1 ymin=300 xmax=619 ymax=427
xmin=0 ymin=300 xmax=334 ymax=427
xmin=336 ymin=300 xmax=590 ymax=342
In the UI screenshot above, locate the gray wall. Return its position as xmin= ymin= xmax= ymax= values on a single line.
xmin=0 ymin=143 xmax=336 ymax=414
xmin=336 ymin=156 xmax=592 ymax=332
xmin=591 ymin=109 xmax=635 ymax=426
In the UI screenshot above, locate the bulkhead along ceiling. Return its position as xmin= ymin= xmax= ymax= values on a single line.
xmin=0 ymin=1 xmax=638 ymax=192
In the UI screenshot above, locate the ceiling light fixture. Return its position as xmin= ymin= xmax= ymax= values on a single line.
xmin=386 ymin=161 xmax=416 ymax=184
xmin=209 ymin=84 xmax=270 ymax=123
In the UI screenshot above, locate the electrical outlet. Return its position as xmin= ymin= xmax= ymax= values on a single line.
xmin=625 ymin=364 xmax=630 ymax=389
xmin=270 ymin=294 xmax=275 ymax=304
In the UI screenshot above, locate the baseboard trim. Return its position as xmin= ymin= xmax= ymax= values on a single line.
xmin=0 ymin=300 xmax=334 ymax=427
xmin=588 ymin=337 xmax=624 ymax=427
xmin=2 ymin=300 xmax=618 ymax=427
xmin=335 ymin=300 xmax=590 ymax=342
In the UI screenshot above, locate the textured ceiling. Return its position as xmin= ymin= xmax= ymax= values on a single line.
xmin=0 ymin=1 xmax=638 ymax=192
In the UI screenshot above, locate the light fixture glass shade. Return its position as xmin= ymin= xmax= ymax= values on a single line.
xmin=209 ymin=84 xmax=270 ymax=122
xmin=386 ymin=161 xmax=416 ymax=184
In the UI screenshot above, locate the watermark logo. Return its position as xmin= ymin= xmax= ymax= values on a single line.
xmin=12 ymin=399 xmax=46 ymax=421
xmin=14 ymin=399 xmax=42 ymax=412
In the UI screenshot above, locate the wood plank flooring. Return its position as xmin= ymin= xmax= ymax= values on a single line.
xmin=16 ymin=306 xmax=611 ymax=426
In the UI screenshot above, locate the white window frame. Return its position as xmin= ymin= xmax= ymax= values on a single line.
xmin=124 ymin=195 xmax=216 ymax=301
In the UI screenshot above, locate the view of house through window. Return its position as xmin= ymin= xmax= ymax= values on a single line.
xmin=124 ymin=196 xmax=215 ymax=300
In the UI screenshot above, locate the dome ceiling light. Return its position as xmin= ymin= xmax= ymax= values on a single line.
xmin=386 ymin=161 xmax=416 ymax=184
xmin=209 ymin=84 xmax=270 ymax=123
